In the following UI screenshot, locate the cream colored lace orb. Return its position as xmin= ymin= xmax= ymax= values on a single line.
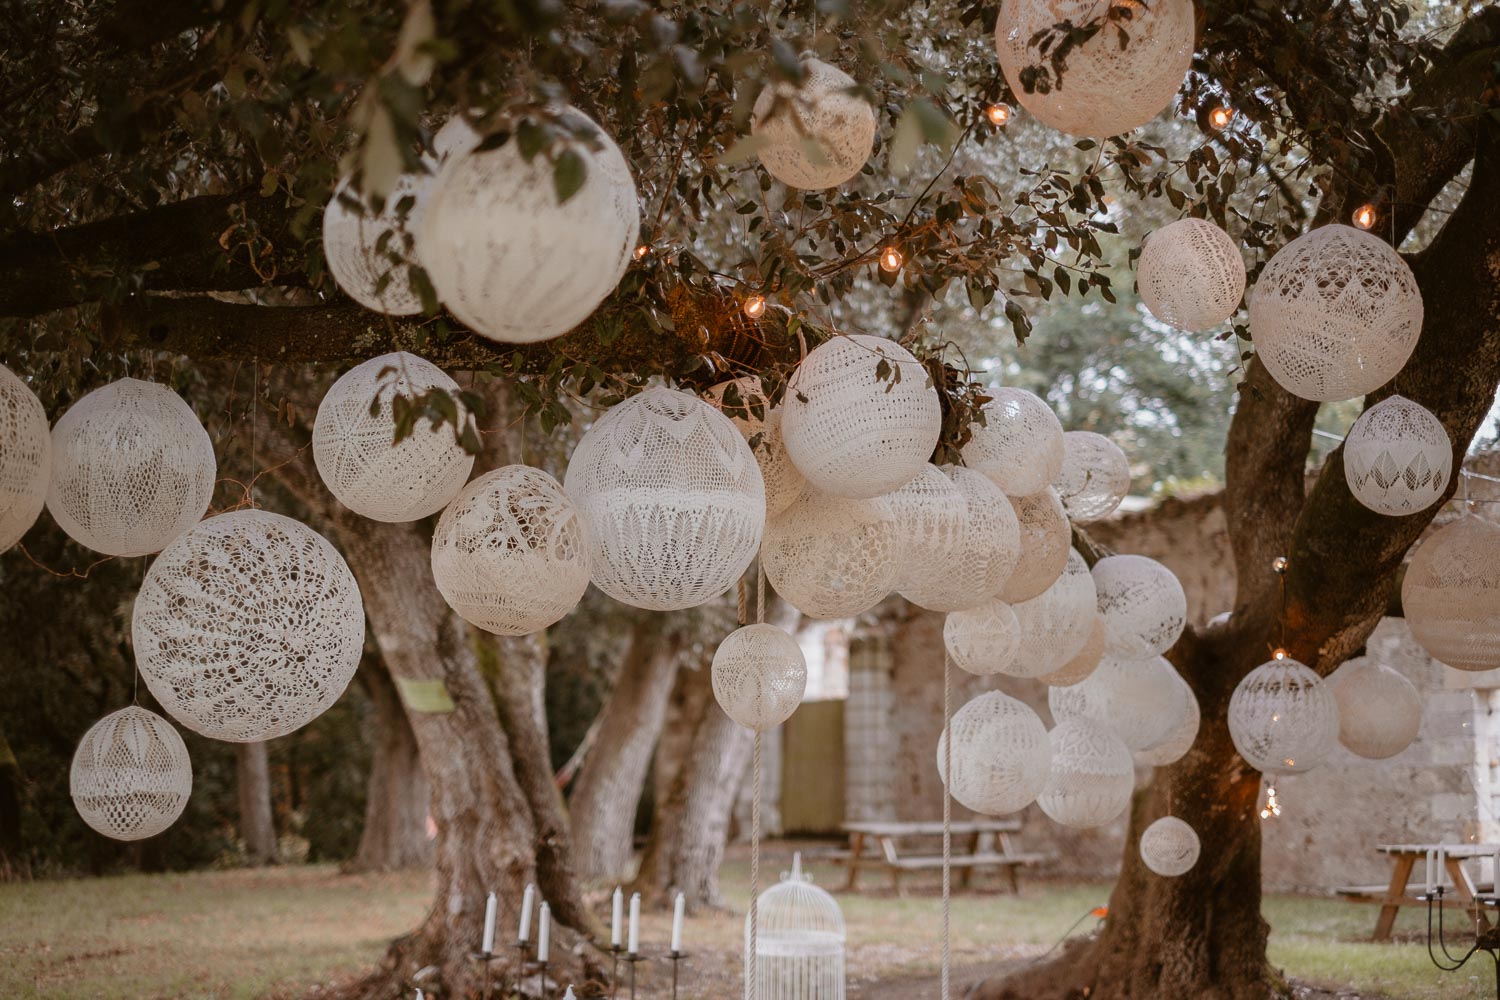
xmin=70 ymin=706 xmax=192 ymax=841
xmin=133 ymin=510 xmax=366 ymax=742
xmin=1039 ymin=614 xmax=1106 ymax=687
xmin=1227 ymin=657 xmax=1339 ymax=775
xmin=937 ymin=691 xmax=1052 ymax=816
xmin=47 ymin=378 xmax=216 ymax=557
xmin=705 ymin=378 xmax=807 ymax=518
xmin=1139 ymin=816 xmax=1200 ymax=877
xmin=763 ymin=490 xmax=899 ymax=619
xmin=1093 ymin=554 xmax=1187 ymax=659
xmin=1249 ymin=224 xmax=1424 ymax=402
xmin=0 ymin=363 xmax=50 ymax=551
xmin=1402 ymin=515 xmax=1500 ymax=672
xmin=1012 ymin=549 xmax=1098 ymax=673
xmin=712 ymin=624 xmax=808 ymax=732
xmin=781 ymin=334 xmax=942 ymax=499
xmin=943 ymin=600 xmax=1021 ymax=678
xmin=1343 ymin=395 xmax=1451 ymax=516
xmin=961 ymin=388 xmax=1064 ymax=497
xmin=1049 ymin=654 xmax=1187 ymax=752
xmin=1000 ymin=487 xmax=1071 ymax=603
xmin=1138 ymin=218 xmax=1246 ymax=332
xmin=1332 ymin=660 xmax=1421 ymax=760
xmin=433 ymin=116 xmax=482 ymax=161
xmin=1038 ymin=717 xmax=1134 ymax=829
xmin=1135 ymin=667 xmax=1200 ymax=766
xmin=1054 ymin=431 xmax=1129 ymax=523
xmin=886 ymin=465 xmax=968 ymax=609
xmin=751 ymin=58 xmax=876 ymax=190
xmin=900 ymin=467 xmax=1020 ymax=612
xmin=322 ymin=168 xmax=434 ymax=315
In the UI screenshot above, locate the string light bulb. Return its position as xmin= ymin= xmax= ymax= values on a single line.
xmin=1272 ymin=556 xmax=1289 ymax=574
xmin=742 ymin=293 xmax=767 ymax=320
xmin=985 ymin=103 xmax=1011 ymax=126
xmin=633 ymin=244 xmax=651 ymax=260
xmin=1352 ymin=204 xmax=1377 ymax=230
xmin=1260 ymin=783 xmax=1282 ymax=820
xmin=1209 ymin=106 xmax=1233 ymax=130
xmin=1272 ymin=648 xmax=1288 ymax=661
xmin=879 ymin=246 xmax=904 ymax=273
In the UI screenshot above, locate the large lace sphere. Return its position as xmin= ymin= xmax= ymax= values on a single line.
xmin=995 ymin=0 xmax=1196 ymax=138
xmin=900 ymin=467 xmax=1020 ymax=612
xmin=711 ymin=624 xmax=808 ymax=732
xmin=1402 ymin=516 xmax=1500 ymax=672
xmin=433 ymin=115 xmax=482 ymax=161
xmin=47 ymin=378 xmax=216 ymax=557
xmin=1343 ymin=395 xmax=1451 ymax=516
xmin=999 ymin=488 xmax=1071 ymax=603
xmin=937 ymin=691 xmax=1052 ymax=816
xmin=1054 ymin=431 xmax=1130 ymax=523
xmin=1139 ymin=816 xmax=1201 ymax=877
xmin=1249 ymin=224 xmax=1424 ymax=402
xmin=780 ymin=335 xmax=942 ymax=499
xmin=1138 ymin=218 xmax=1246 ymax=332
xmin=1332 ymin=660 xmax=1421 ymax=760
xmin=961 ymin=388 xmax=1064 ymax=497
xmin=751 ymin=58 xmax=876 ymax=190
xmin=1013 ymin=549 xmax=1098 ymax=673
xmin=418 ymin=108 xmax=639 ymax=344
xmin=70 ymin=706 xmax=192 ymax=841
xmin=431 ymin=465 xmax=591 ymax=635
xmin=1227 ymin=657 xmax=1339 ymax=775
xmin=1135 ymin=668 xmax=1200 ymax=766
xmin=322 ymin=168 xmax=434 ymax=315
xmin=313 ymin=352 xmax=475 ymax=522
xmin=886 ymin=465 xmax=968 ymax=609
xmin=565 ymin=388 xmax=765 ymax=611
xmin=133 ymin=510 xmax=366 ymax=742
xmin=1039 ymin=614 xmax=1106 ymax=687
xmin=1050 ymin=654 xmax=1188 ymax=752
xmin=943 ymin=600 xmax=1021 ymax=678
xmin=1093 ymin=554 xmax=1187 ymax=659
xmin=1038 ymin=717 xmax=1134 ymax=829
xmin=0 ymin=363 xmax=50 ymax=551
xmin=704 ymin=378 xmax=805 ymax=516
xmin=762 ymin=491 xmax=899 ymax=619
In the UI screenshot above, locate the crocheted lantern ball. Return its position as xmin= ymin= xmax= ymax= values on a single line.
xmin=1038 ymin=717 xmax=1135 ymax=829
xmin=1093 ymin=554 xmax=1187 ymax=659
xmin=1332 ymin=660 xmax=1421 ymax=760
xmin=711 ymin=624 xmax=809 ymax=732
xmin=433 ymin=115 xmax=482 ymax=161
xmin=47 ymin=378 xmax=216 ymax=557
xmin=1137 ymin=218 xmax=1246 ymax=332
xmin=418 ymin=107 xmax=639 ymax=344
xmin=751 ymin=57 xmax=876 ymax=190
xmin=70 ymin=706 xmax=192 ymax=841
xmin=900 ymin=467 xmax=1020 ymax=612
xmin=763 ymin=490 xmax=900 ymax=619
xmin=1039 ymin=614 xmax=1106 ymax=687
xmin=1249 ymin=224 xmax=1424 ymax=402
xmin=960 ymin=388 xmax=1065 ymax=497
xmin=313 ymin=352 xmax=476 ymax=522
xmin=1135 ymin=668 xmax=1200 ymax=766
xmin=703 ymin=378 xmax=806 ymax=517
xmin=999 ymin=487 xmax=1071 ymax=603
xmin=780 ymin=334 xmax=942 ymax=499
xmin=0 ymin=363 xmax=50 ymax=552
xmin=1402 ymin=515 xmax=1500 ymax=672
xmin=565 ymin=388 xmax=765 ymax=612
xmin=943 ymin=600 xmax=1021 ymax=678
xmin=1139 ymin=816 xmax=1201 ymax=877
xmin=1012 ymin=549 xmax=1098 ymax=674
xmin=886 ymin=465 xmax=968 ymax=609
xmin=1054 ymin=431 xmax=1130 ymax=523
xmin=431 ymin=465 xmax=591 ymax=636
xmin=995 ymin=0 xmax=1196 ymax=138
xmin=133 ymin=510 xmax=365 ymax=742
xmin=1343 ymin=395 xmax=1452 ymax=516
xmin=1227 ymin=657 xmax=1339 ymax=775
xmin=1049 ymin=654 xmax=1188 ymax=753
xmin=322 ymin=167 xmax=434 ymax=315
xmin=937 ymin=691 xmax=1052 ymax=816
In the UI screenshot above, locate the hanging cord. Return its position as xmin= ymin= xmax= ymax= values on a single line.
xmin=750 ymin=730 xmax=762 ymax=1000
xmin=941 ymin=648 xmax=953 ymax=1000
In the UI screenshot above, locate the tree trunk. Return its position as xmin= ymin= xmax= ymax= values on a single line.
xmin=235 ymin=741 xmax=277 ymax=865
xmin=348 ymin=659 xmax=432 ymax=873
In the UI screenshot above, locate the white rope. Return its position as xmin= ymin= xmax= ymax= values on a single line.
xmin=750 ymin=730 xmax=762 ymax=1000
xmin=941 ymin=648 xmax=952 ymax=1000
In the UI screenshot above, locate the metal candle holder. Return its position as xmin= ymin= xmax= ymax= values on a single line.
xmin=470 ymin=948 xmax=505 ymax=1000
xmin=668 ymin=949 xmax=687 ymax=1000
xmin=623 ymin=952 xmax=645 ymax=1000
xmin=609 ymin=944 xmax=626 ymax=998
xmin=1426 ymin=885 xmax=1500 ymax=998
xmin=512 ymin=939 xmax=532 ymax=994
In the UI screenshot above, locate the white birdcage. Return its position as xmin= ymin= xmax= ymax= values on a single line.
xmin=746 ymin=853 xmax=846 ymax=1000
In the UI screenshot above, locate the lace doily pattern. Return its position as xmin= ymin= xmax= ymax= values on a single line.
xmin=712 ymin=624 xmax=809 ymax=732
xmin=0 ymin=362 xmax=50 ymax=551
xmin=322 ymin=167 xmax=434 ymax=315
xmin=1037 ymin=716 xmax=1134 ymax=829
xmin=1092 ymin=554 xmax=1187 ymax=659
xmin=1138 ymin=218 xmax=1246 ymax=332
xmin=1402 ymin=516 xmax=1500 ymax=672
xmin=1139 ymin=816 xmax=1200 ymax=877
xmin=937 ymin=691 xmax=1052 ymax=816
xmin=71 ymin=706 xmax=193 ymax=842
xmin=961 ymin=388 xmax=1064 ymax=497
xmin=1227 ymin=657 xmax=1339 ymax=775
xmin=763 ymin=490 xmax=899 ymax=619
xmin=1054 ymin=431 xmax=1130 ymax=523
xmin=1343 ymin=395 xmax=1451 ymax=516
xmin=752 ymin=58 xmax=877 ymax=190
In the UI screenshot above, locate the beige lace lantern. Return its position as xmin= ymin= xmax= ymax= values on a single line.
xmin=1093 ymin=554 xmax=1187 ymax=659
xmin=1402 ymin=515 xmax=1500 ymax=672
xmin=1037 ymin=717 xmax=1135 ymax=829
xmin=1138 ymin=218 xmax=1246 ymax=332
xmin=0 ymin=362 xmax=50 ymax=551
xmin=1332 ymin=660 xmax=1421 ymax=760
xmin=322 ymin=167 xmax=434 ymax=315
xmin=937 ymin=691 xmax=1052 ymax=815
xmin=1343 ymin=395 xmax=1451 ymax=516
xmin=999 ymin=487 xmax=1071 ymax=603
xmin=961 ymin=388 xmax=1065 ymax=497
xmin=1054 ymin=431 xmax=1130 ymax=523
xmin=751 ymin=58 xmax=876 ymax=190
xmin=71 ymin=706 xmax=193 ymax=842
xmin=763 ymin=490 xmax=899 ymax=619
xmin=712 ymin=624 xmax=808 ymax=732
xmin=1139 ymin=816 xmax=1201 ymax=877
xmin=1227 ymin=657 xmax=1339 ymax=775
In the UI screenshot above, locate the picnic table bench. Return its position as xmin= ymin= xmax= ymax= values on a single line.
xmin=832 ymin=820 xmax=1051 ymax=895
xmin=1335 ymin=843 xmax=1500 ymax=941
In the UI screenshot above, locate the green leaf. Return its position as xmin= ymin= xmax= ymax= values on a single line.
xmin=553 ymin=148 xmax=588 ymax=204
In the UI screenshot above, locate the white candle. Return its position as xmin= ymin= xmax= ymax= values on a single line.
xmin=564 ymin=989 xmax=577 ymax=1000
xmin=481 ymin=891 xmax=498 ymax=954
xmin=1426 ymin=849 xmax=1436 ymax=894
xmin=671 ymin=892 xmax=685 ymax=954
xmin=628 ymin=892 xmax=642 ymax=955
xmin=611 ymin=886 xmax=624 ymax=948
xmin=1493 ymin=850 xmax=1500 ymax=892
xmin=538 ymin=902 xmax=551 ymax=962
xmin=519 ymin=884 xmax=535 ymax=943
xmin=1437 ymin=846 xmax=1447 ymax=891
xmin=415 ymin=991 xmax=424 ymax=1000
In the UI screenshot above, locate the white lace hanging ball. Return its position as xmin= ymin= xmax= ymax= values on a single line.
xmin=433 ymin=115 xmax=482 ymax=161
xmin=900 ymin=467 xmax=1020 ymax=612
xmin=1093 ymin=554 xmax=1187 ymax=659
xmin=960 ymin=388 xmax=1065 ymax=497
xmin=1343 ymin=395 xmax=1452 ymax=516
xmin=1012 ymin=549 xmax=1098 ymax=674
xmin=937 ymin=691 xmax=1052 ymax=816
xmin=322 ymin=168 xmax=434 ymax=315
xmin=751 ymin=57 xmax=877 ymax=190
xmin=70 ymin=706 xmax=192 ymax=841
xmin=762 ymin=490 xmax=899 ymax=619
xmin=313 ymin=352 xmax=476 ymax=522
xmin=780 ymin=334 xmax=942 ymax=499
xmin=47 ymin=378 xmax=216 ymax=557
xmin=1402 ymin=515 xmax=1500 ymax=672
xmin=994 ymin=0 xmax=1196 ymax=138
xmin=1139 ymin=816 xmax=1201 ymax=877
xmin=1332 ymin=660 xmax=1421 ymax=760
xmin=1054 ymin=431 xmax=1130 ymax=523
xmin=1135 ymin=668 xmax=1200 ymax=766
xmin=565 ymin=388 xmax=765 ymax=611
xmin=886 ymin=465 xmax=968 ymax=608
xmin=1038 ymin=717 xmax=1135 ymax=829
xmin=418 ymin=107 xmax=639 ymax=344
xmin=1049 ymin=654 xmax=1188 ymax=752
xmin=1137 ymin=218 xmax=1246 ymax=332
xmin=999 ymin=487 xmax=1071 ymax=603
xmin=431 ymin=465 xmax=591 ymax=636
xmin=133 ymin=510 xmax=365 ymax=742
xmin=0 ymin=363 xmax=50 ymax=552
xmin=1227 ymin=657 xmax=1339 ymax=775
xmin=704 ymin=379 xmax=808 ymax=517
xmin=943 ymin=600 xmax=1021 ymax=678
xmin=1249 ymin=224 xmax=1424 ymax=402
xmin=711 ymin=624 xmax=809 ymax=732
xmin=1039 ymin=614 xmax=1106 ymax=687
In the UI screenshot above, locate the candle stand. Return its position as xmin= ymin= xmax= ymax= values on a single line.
xmin=536 ymin=957 xmax=550 ymax=998
xmin=668 ymin=949 xmax=687 ymax=1000
xmin=1425 ymin=884 xmax=1500 ymax=999
xmin=469 ymin=948 xmax=504 ymax=1000
xmin=608 ymin=944 xmax=626 ymax=998
xmin=623 ymin=952 xmax=645 ymax=1000
xmin=512 ymin=939 xmax=532 ymax=994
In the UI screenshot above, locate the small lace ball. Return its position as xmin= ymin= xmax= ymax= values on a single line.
xmin=886 ymin=465 xmax=968 ymax=609
xmin=0 ymin=363 xmax=50 ymax=551
xmin=995 ymin=0 xmax=1196 ymax=138
xmin=313 ymin=352 xmax=475 ymax=522
xmin=900 ymin=467 xmax=1020 ymax=612
xmin=47 ymin=378 xmax=216 ymax=557
xmin=133 ymin=510 xmax=365 ymax=742
xmin=1402 ymin=515 xmax=1500 ymax=672
xmin=943 ymin=600 xmax=1021 ymax=678
xmin=1332 ymin=660 xmax=1421 ymax=760
xmin=431 ymin=465 xmax=591 ymax=635
xmin=70 ymin=706 xmax=192 ymax=841
xmin=1013 ymin=549 xmax=1098 ymax=674
xmin=1049 ymin=654 xmax=1188 ymax=753
xmin=418 ymin=107 xmax=639 ymax=344
xmin=751 ymin=58 xmax=876 ymax=190
xmin=1343 ymin=395 xmax=1451 ymax=516
xmin=781 ymin=334 xmax=942 ymax=499
xmin=433 ymin=115 xmax=482 ymax=161
xmin=711 ymin=624 xmax=809 ymax=732
xmin=703 ymin=378 xmax=806 ymax=516
xmin=1138 ymin=218 xmax=1246 ymax=332
xmin=1139 ymin=816 xmax=1201 ymax=877
xmin=322 ymin=168 xmax=434 ymax=315
xmin=937 ymin=691 xmax=1052 ymax=816
xmin=1038 ymin=717 xmax=1135 ymax=829
xmin=1135 ymin=667 xmax=1200 ymax=766
xmin=1039 ymin=614 xmax=1106 ymax=687
xmin=961 ymin=388 xmax=1065 ymax=497
xmin=1093 ymin=554 xmax=1187 ymax=659
xmin=1227 ymin=657 xmax=1339 ymax=775
xmin=1054 ymin=431 xmax=1130 ymax=523
xmin=999 ymin=487 xmax=1071 ymax=603
xmin=1249 ymin=224 xmax=1424 ymax=402
xmin=763 ymin=490 xmax=899 ymax=619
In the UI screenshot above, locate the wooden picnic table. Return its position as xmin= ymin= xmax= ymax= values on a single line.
xmin=1335 ymin=843 xmax=1500 ymax=941
xmin=836 ymin=820 xmax=1050 ymax=895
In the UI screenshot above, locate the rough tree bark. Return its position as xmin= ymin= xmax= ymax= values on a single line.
xmin=235 ymin=741 xmax=277 ymax=865
xmin=348 ymin=659 xmax=432 ymax=873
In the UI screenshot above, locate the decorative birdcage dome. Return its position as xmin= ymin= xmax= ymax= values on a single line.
xmin=746 ymin=853 xmax=846 ymax=1000
xmin=1054 ymin=431 xmax=1130 ymax=523
xmin=70 ymin=706 xmax=192 ymax=841
xmin=1049 ymin=654 xmax=1188 ymax=753
xmin=1093 ymin=554 xmax=1187 ymax=659
xmin=1332 ymin=659 xmax=1421 ymax=760
xmin=322 ymin=167 xmax=434 ymax=315
xmin=960 ymin=388 xmax=1065 ymax=497
xmin=1139 ymin=816 xmax=1201 ymax=877
xmin=999 ymin=487 xmax=1071 ymax=603
xmin=762 ymin=490 xmax=899 ymax=619
xmin=703 ymin=378 xmax=806 ymax=516
xmin=943 ymin=600 xmax=1021 ymax=678
xmin=1135 ymin=667 xmax=1200 ymax=766
xmin=885 ymin=464 xmax=968 ymax=608
xmin=751 ymin=58 xmax=876 ymax=191
xmin=1012 ymin=549 xmax=1098 ymax=673
xmin=133 ymin=510 xmax=365 ymax=742
xmin=1227 ymin=657 xmax=1339 ymax=775
xmin=899 ymin=467 xmax=1020 ymax=612
xmin=47 ymin=378 xmax=216 ymax=557
xmin=1343 ymin=395 xmax=1451 ymax=516
xmin=937 ymin=691 xmax=1052 ymax=815
xmin=1402 ymin=515 xmax=1500 ymax=672
xmin=1137 ymin=218 xmax=1246 ymax=332
xmin=712 ymin=624 xmax=808 ymax=732
xmin=0 ymin=362 xmax=50 ymax=552
xmin=1038 ymin=716 xmax=1134 ymax=829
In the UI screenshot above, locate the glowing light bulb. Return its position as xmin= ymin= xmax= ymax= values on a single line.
xmin=633 ymin=244 xmax=651 ymax=260
xmin=1209 ymin=106 xmax=1233 ymax=130
xmin=985 ymin=103 xmax=1011 ymax=126
xmin=1352 ymin=204 xmax=1377 ymax=230
xmin=742 ymin=294 xmax=767 ymax=320
xmin=1272 ymin=649 xmax=1287 ymax=661
xmin=879 ymin=246 xmax=903 ymax=273
xmin=1272 ymin=556 xmax=1288 ymax=574
xmin=1260 ymin=783 xmax=1282 ymax=819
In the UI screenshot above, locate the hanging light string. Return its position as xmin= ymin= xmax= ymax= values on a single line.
xmin=941 ymin=647 xmax=953 ymax=1000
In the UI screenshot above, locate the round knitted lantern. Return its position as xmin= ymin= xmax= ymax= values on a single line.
xmin=1136 ymin=668 xmax=1200 ymax=766
xmin=1039 ymin=614 xmax=1106 ymax=687
xmin=313 ymin=352 xmax=475 ymax=522
xmin=900 ymin=467 xmax=1020 ymax=612
xmin=1012 ymin=549 xmax=1098 ymax=674
xmin=999 ymin=487 xmax=1071 ymax=603
xmin=1402 ymin=515 xmax=1500 ymax=672
xmin=1054 ymin=431 xmax=1130 ymax=523
xmin=565 ymin=388 xmax=765 ymax=611
xmin=1049 ymin=654 xmax=1188 ymax=752
xmin=1139 ymin=816 xmax=1201 ymax=877
xmin=1038 ymin=717 xmax=1135 ymax=829
xmin=711 ymin=624 xmax=808 ymax=732
xmin=937 ymin=691 xmax=1052 ymax=815
xmin=704 ymin=378 xmax=806 ymax=516
xmin=1138 ymin=218 xmax=1246 ymax=332
xmin=1249 ymin=224 xmax=1424 ymax=402
xmin=943 ymin=600 xmax=1021 ymax=678
xmin=1227 ymin=657 xmax=1339 ymax=775
xmin=70 ymin=706 xmax=192 ymax=841
xmin=995 ymin=0 xmax=1196 ymax=138
xmin=751 ymin=57 xmax=876 ymax=190
xmin=1332 ymin=660 xmax=1421 ymax=760
xmin=47 ymin=378 xmax=216 ymax=557
xmin=433 ymin=115 xmax=482 ymax=161
xmin=418 ymin=107 xmax=639 ymax=344
xmin=322 ymin=168 xmax=434 ymax=315
xmin=780 ymin=334 xmax=942 ymax=499
xmin=960 ymin=388 xmax=1065 ymax=497
xmin=885 ymin=465 xmax=967 ymax=608
xmin=1343 ymin=396 xmax=1452 ymax=516
xmin=133 ymin=510 xmax=365 ymax=742
xmin=763 ymin=491 xmax=899 ymax=619
xmin=0 ymin=363 xmax=50 ymax=552
xmin=431 ymin=465 xmax=590 ymax=635
xmin=1093 ymin=554 xmax=1187 ymax=659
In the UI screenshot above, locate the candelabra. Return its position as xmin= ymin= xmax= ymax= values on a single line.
xmin=623 ymin=952 xmax=645 ymax=1000
xmin=609 ymin=944 xmax=625 ymax=999
xmin=668 ymin=949 xmax=687 ymax=1000
xmin=1426 ymin=884 xmax=1500 ymax=998
xmin=469 ymin=947 xmax=505 ymax=1000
